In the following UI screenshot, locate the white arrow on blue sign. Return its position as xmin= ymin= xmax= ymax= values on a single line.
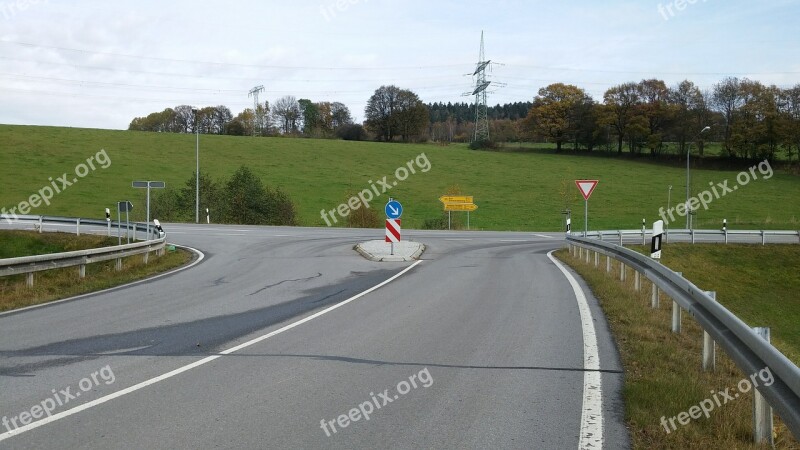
xmin=385 ymin=200 xmax=403 ymax=219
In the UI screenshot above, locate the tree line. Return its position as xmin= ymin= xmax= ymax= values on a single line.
xmin=129 ymin=99 xmax=355 ymax=138
xmin=128 ymin=78 xmax=800 ymax=162
xmin=523 ymin=78 xmax=800 ymax=162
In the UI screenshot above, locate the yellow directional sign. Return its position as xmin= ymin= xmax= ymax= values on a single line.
xmin=439 ymin=195 xmax=473 ymax=204
xmin=444 ymin=202 xmax=478 ymax=212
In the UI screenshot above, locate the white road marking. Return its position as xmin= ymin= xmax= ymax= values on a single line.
xmin=534 ymin=234 xmax=554 ymax=239
xmin=168 ymin=232 xmax=247 ymax=236
xmin=166 ymin=227 xmax=252 ymax=232
xmin=0 ymin=260 xmax=423 ymax=442
xmin=444 ymin=238 xmax=472 ymax=241
xmin=547 ymin=250 xmax=604 ymax=450
xmin=499 ymin=239 xmax=529 ymax=242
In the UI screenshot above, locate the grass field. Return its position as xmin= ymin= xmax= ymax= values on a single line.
xmin=0 ymin=230 xmax=191 ymax=311
xmin=1 ymin=125 xmax=798 ymax=231
xmin=556 ymin=245 xmax=800 ymax=449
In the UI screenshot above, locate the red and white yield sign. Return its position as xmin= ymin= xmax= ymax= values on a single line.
xmin=575 ymin=180 xmax=599 ymax=200
xmin=385 ymin=219 xmax=401 ymax=243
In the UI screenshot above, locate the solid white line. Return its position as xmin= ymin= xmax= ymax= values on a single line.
xmin=0 ymin=245 xmax=206 ymax=318
xmin=547 ymin=250 xmax=603 ymax=450
xmin=534 ymin=234 xmax=554 ymax=239
xmin=0 ymin=260 xmax=423 ymax=442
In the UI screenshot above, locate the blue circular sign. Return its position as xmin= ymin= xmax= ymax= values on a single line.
xmin=385 ymin=200 xmax=403 ymax=219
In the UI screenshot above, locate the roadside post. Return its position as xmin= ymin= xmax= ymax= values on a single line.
xmin=385 ymin=198 xmax=403 ymax=256
xmin=105 ymin=208 xmax=111 ymax=236
xmin=439 ymin=196 xmax=477 ymax=230
xmin=132 ymin=181 xmax=165 ymax=239
xmin=575 ymin=180 xmax=599 ymax=237
xmin=118 ymin=201 xmax=133 ymax=244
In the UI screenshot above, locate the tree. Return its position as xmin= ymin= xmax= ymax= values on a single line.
xmin=393 ymin=89 xmax=429 ymax=142
xmin=298 ymin=99 xmax=320 ymax=135
xmin=636 ymin=79 xmax=673 ymax=155
xmin=670 ymin=80 xmax=704 ymax=155
xmin=365 ymin=85 xmax=401 ymax=141
xmin=272 ymin=96 xmax=301 ymax=134
xmin=330 ymin=102 xmax=353 ymax=129
xmin=523 ymin=83 xmax=590 ymax=152
xmin=365 ymin=85 xmax=427 ymax=142
xmin=599 ymin=82 xmax=640 ymax=153
xmin=712 ymin=77 xmax=744 ymax=157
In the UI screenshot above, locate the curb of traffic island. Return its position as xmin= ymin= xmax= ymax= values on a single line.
xmin=354 ymin=242 xmax=426 ymax=262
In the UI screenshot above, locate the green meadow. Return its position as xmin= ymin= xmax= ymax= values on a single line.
xmin=1 ymin=125 xmax=797 ymax=231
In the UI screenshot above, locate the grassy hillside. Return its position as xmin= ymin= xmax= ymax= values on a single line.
xmin=1 ymin=125 xmax=797 ymax=231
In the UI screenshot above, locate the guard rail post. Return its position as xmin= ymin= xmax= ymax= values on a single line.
xmin=672 ymin=273 xmax=682 ymax=333
xmin=651 ymin=282 xmax=659 ymax=309
xmin=702 ymin=291 xmax=717 ymax=371
xmin=753 ymin=327 xmax=774 ymax=446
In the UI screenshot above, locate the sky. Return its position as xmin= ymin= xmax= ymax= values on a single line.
xmin=1 ymin=0 xmax=799 ymax=130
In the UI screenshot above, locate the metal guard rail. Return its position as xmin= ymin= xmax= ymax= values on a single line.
xmin=567 ymin=235 xmax=800 ymax=438
xmin=0 ymin=215 xmax=167 ymax=278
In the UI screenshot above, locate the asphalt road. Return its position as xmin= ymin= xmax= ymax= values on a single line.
xmin=0 ymin=224 xmax=630 ymax=449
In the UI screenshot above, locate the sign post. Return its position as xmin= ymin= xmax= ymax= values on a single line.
xmin=575 ymin=180 xmax=599 ymax=237
xmin=439 ymin=196 xmax=477 ymax=230
xmin=118 ymin=201 xmax=133 ymax=244
xmin=132 ymin=181 xmax=165 ymax=240
xmin=385 ymin=199 xmax=403 ymax=255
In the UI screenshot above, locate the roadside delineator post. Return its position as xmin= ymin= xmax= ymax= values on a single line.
xmin=723 ymin=218 xmax=728 ymax=244
xmin=642 ymin=218 xmax=646 ymax=245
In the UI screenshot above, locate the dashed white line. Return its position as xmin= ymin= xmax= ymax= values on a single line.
xmin=547 ymin=250 xmax=604 ymax=450
xmin=534 ymin=234 xmax=554 ymax=239
xmin=0 ymin=260 xmax=423 ymax=442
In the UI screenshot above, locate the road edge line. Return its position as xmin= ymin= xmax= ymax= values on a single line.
xmin=547 ymin=250 xmax=604 ymax=450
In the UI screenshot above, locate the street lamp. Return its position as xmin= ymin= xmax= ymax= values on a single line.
xmin=686 ymin=126 xmax=711 ymax=229
xmin=192 ymin=108 xmax=200 ymax=224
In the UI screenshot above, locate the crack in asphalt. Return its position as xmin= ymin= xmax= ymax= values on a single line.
xmin=249 ymin=272 xmax=323 ymax=296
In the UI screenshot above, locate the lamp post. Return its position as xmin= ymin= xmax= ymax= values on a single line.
xmin=667 ymin=185 xmax=672 ymax=230
xmin=686 ymin=126 xmax=711 ymax=229
xmin=192 ymin=108 xmax=200 ymax=224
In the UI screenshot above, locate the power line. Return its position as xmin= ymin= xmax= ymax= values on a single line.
xmin=0 ymin=40 xmax=470 ymax=71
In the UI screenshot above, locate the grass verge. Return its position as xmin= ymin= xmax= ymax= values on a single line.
xmin=1 ymin=125 xmax=798 ymax=230
xmin=555 ymin=246 xmax=799 ymax=449
xmin=0 ymin=231 xmax=193 ymax=312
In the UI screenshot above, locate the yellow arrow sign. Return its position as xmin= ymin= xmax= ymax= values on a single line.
xmin=439 ymin=195 xmax=473 ymax=204
xmin=444 ymin=202 xmax=478 ymax=212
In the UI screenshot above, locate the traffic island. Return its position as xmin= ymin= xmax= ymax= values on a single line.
xmin=354 ymin=240 xmax=425 ymax=262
